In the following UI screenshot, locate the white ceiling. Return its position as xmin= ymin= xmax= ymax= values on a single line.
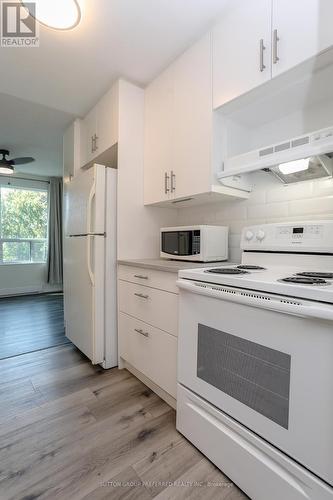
xmin=0 ymin=93 xmax=74 ymax=177
xmin=0 ymin=0 xmax=229 ymax=175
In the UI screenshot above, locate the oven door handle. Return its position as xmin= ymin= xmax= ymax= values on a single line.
xmin=177 ymin=279 xmax=333 ymax=321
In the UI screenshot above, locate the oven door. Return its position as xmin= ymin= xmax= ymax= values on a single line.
xmin=177 ymin=279 xmax=333 ymax=486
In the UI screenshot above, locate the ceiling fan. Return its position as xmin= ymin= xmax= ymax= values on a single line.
xmin=0 ymin=149 xmax=35 ymax=175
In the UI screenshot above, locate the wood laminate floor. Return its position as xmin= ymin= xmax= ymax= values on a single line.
xmin=0 ymin=293 xmax=68 ymax=360
xmin=0 ymin=344 xmax=249 ymax=500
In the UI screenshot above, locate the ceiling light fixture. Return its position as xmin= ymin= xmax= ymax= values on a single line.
xmin=20 ymin=0 xmax=82 ymax=31
xmin=0 ymin=166 xmax=14 ymax=175
xmin=278 ymin=158 xmax=310 ymax=175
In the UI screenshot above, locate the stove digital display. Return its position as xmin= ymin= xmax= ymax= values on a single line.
xmin=293 ymin=227 xmax=304 ymax=234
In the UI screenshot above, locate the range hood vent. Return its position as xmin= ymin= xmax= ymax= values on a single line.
xmin=222 ymin=126 xmax=333 ymax=178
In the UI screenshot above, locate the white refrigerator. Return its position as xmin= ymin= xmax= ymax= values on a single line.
xmin=63 ymin=164 xmax=117 ymax=369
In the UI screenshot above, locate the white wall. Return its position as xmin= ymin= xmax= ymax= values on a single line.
xmin=177 ymin=172 xmax=333 ymax=262
xmin=117 ymin=80 xmax=177 ymax=260
xmin=0 ymin=263 xmax=61 ymax=297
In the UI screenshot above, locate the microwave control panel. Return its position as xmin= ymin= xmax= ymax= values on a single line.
xmin=192 ymin=230 xmax=201 ymax=254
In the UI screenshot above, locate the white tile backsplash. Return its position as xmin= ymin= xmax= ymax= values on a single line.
xmin=177 ymin=174 xmax=333 ymax=263
xmin=247 ymin=201 xmax=289 ymax=219
xmin=288 ymin=196 xmax=333 ymax=216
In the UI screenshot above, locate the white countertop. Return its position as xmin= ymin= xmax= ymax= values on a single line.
xmin=118 ymin=258 xmax=233 ymax=273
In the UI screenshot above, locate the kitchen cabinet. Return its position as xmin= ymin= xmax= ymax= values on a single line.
xmin=118 ymin=264 xmax=178 ymax=404
xmin=118 ymin=313 xmax=177 ymax=399
xmin=172 ymin=33 xmax=212 ymax=199
xmin=144 ymin=66 xmax=174 ymax=205
xmin=144 ymin=34 xmax=248 ymax=206
xmin=213 ymin=0 xmax=333 ymax=109
xmin=80 ymin=82 xmax=119 ymax=169
xmin=80 ymin=107 xmax=97 ymax=167
xmin=144 ymin=35 xmax=211 ymax=205
xmin=213 ymin=0 xmax=272 ymax=109
xmin=63 ymin=119 xmax=81 ymax=181
xmin=271 ymin=0 xmax=333 ymax=77
xmin=95 ymin=83 xmax=119 ymax=156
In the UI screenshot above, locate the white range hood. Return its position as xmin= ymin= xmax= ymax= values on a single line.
xmin=221 ymin=126 xmax=333 ymax=180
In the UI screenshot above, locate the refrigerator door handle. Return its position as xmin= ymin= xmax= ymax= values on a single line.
xmin=87 ymin=178 xmax=96 ymax=234
xmin=87 ymin=235 xmax=95 ymax=286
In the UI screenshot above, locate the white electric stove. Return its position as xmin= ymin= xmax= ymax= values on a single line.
xmin=177 ymin=220 xmax=333 ymax=500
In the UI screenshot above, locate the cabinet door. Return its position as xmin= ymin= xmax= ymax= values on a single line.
xmin=96 ymin=83 xmax=119 ymax=155
xmin=144 ymin=66 xmax=174 ymax=205
xmin=213 ymin=0 xmax=272 ymax=109
xmin=172 ymin=34 xmax=212 ymax=199
xmin=63 ymin=119 xmax=81 ymax=180
xmin=80 ymin=107 xmax=97 ymax=167
xmin=272 ymin=0 xmax=333 ymax=77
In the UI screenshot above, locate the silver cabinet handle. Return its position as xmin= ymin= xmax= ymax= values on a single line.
xmin=273 ymin=29 xmax=279 ymax=64
xmin=259 ymin=39 xmax=266 ymax=72
xmin=134 ymin=328 xmax=149 ymax=338
xmin=134 ymin=274 xmax=149 ymax=280
xmin=171 ymin=170 xmax=176 ymax=193
xmin=91 ymin=136 xmax=95 ymax=153
xmin=94 ymin=134 xmax=98 ymax=151
xmin=164 ymin=172 xmax=170 ymax=194
xmin=134 ymin=293 xmax=149 ymax=299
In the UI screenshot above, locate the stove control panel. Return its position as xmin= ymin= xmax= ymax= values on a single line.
xmin=241 ymin=221 xmax=333 ymax=253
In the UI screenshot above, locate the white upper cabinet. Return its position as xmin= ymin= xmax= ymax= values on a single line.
xmin=271 ymin=0 xmax=333 ymax=77
xmin=213 ymin=0 xmax=333 ymax=109
xmin=144 ymin=35 xmax=213 ymax=205
xmin=144 ymin=66 xmax=174 ymax=205
xmin=213 ymin=0 xmax=272 ymax=109
xmin=95 ymin=83 xmax=119 ymax=155
xmin=144 ymin=34 xmax=249 ymax=206
xmin=172 ymin=34 xmax=212 ymax=199
xmin=80 ymin=82 xmax=119 ymax=169
xmin=63 ymin=119 xmax=81 ymax=181
xmin=80 ymin=106 xmax=97 ymax=167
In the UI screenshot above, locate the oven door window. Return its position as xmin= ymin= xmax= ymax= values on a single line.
xmin=197 ymin=324 xmax=291 ymax=429
xmin=162 ymin=231 xmax=193 ymax=256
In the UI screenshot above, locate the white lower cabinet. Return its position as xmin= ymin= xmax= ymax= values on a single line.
xmin=118 ymin=280 xmax=178 ymax=337
xmin=118 ymin=266 xmax=178 ymax=402
xmin=118 ymin=313 xmax=177 ymax=399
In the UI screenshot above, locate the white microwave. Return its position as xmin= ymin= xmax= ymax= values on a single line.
xmin=160 ymin=225 xmax=228 ymax=262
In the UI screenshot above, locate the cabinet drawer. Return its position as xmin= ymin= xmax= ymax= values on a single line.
xmin=118 ymin=280 xmax=178 ymax=336
xmin=118 ymin=265 xmax=178 ymax=294
xmin=119 ymin=313 xmax=177 ymax=398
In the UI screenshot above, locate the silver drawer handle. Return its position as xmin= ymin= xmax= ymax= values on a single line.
xmin=134 ymin=274 xmax=148 ymax=280
xmin=134 ymin=328 xmax=149 ymax=338
xmin=134 ymin=293 xmax=149 ymax=299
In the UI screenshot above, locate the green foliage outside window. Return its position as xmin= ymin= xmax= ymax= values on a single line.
xmin=0 ymin=186 xmax=48 ymax=264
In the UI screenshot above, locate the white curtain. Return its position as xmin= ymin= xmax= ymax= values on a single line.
xmin=47 ymin=177 xmax=63 ymax=285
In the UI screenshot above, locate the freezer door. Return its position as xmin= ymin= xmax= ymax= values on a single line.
xmin=64 ymin=234 xmax=105 ymax=364
xmin=64 ymin=164 xmax=106 ymax=236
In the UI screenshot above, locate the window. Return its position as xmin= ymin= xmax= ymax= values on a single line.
xmin=0 ymin=185 xmax=48 ymax=264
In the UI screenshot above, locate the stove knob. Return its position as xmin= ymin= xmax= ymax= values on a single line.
xmin=256 ymin=230 xmax=266 ymax=241
xmin=245 ymin=230 xmax=254 ymax=241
